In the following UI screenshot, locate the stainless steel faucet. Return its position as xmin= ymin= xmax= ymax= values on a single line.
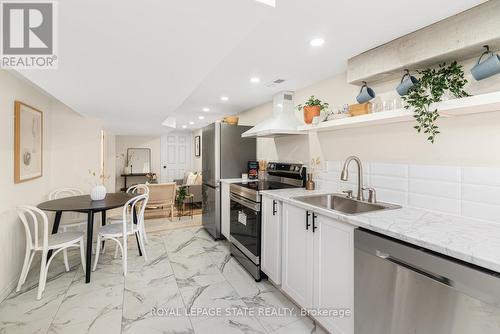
xmin=340 ymin=156 xmax=365 ymax=201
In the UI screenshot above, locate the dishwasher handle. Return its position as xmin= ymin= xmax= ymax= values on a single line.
xmin=375 ymin=250 xmax=452 ymax=286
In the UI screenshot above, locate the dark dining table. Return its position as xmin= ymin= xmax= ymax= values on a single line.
xmin=37 ymin=192 xmax=141 ymax=283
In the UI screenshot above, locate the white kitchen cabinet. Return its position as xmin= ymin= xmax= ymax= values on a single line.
xmin=281 ymin=202 xmax=354 ymax=334
xmin=261 ymin=195 xmax=282 ymax=284
xmin=313 ymin=214 xmax=354 ymax=334
xmin=221 ymin=182 xmax=231 ymax=239
xmin=281 ymin=203 xmax=314 ymax=309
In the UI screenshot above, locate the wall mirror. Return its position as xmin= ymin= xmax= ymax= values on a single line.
xmin=127 ymin=148 xmax=151 ymax=174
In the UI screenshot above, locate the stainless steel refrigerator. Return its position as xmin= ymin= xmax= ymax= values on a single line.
xmin=202 ymin=122 xmax=256 ymax=239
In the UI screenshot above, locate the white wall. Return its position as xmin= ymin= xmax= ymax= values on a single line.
xmin=235 ymin=55 xmax=500 ymax=221
xmin=114 ymin=135 xmax=161 ymax=190
xmin=0 ymin=70 xmax=104 ymax=301
xmin=236 ymin=55 xmax=500 ymax=167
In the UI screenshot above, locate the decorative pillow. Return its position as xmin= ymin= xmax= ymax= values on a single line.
xmin=194 ymin=173 xmax=202 ymax=185
xmin=186 ymin=172 xmax=197 ymax=186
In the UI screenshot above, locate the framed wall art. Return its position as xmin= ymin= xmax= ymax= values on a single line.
xmin=195 ymin=135 xmax=201 ymax=157
xmin=14 ymin=101 xmax=43 ymax=183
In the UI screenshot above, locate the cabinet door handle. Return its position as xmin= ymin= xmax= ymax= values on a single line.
xmin=312 ymin=213 xmax=318 ymax=232
xmin=272 ymin=200 xmax=277 ymax=216
xmin=306 ymin=211 xmax=311 ymax=230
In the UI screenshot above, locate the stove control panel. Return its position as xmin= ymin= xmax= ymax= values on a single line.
xmin=267 ymin=162 xmax=306 ymax=181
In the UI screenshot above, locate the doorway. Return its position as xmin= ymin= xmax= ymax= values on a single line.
xmin=160 ymin=132 xmax=192 ymax=183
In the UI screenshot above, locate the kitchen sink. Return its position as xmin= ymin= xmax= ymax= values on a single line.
xmin=292 ymin=193 xmax=401 ymax=215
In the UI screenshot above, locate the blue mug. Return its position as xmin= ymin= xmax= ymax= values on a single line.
xmin=471 ymin=46 xmax=500 ymax=81
xmin=396 ymin=69 xmax=419 ymax=96
xmin=356 ymin=81 xmax=376 ymax=104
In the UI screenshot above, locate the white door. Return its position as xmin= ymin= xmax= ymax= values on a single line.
xmin=261 ymin=196 xmax=282 ymax=284
xmin=161 ymin=132 xmax=192 ymax=183
xmin=313 ymin=214 xmax=355 ymax=334
xmin=281 ymin=203 xmax=314 ymax=309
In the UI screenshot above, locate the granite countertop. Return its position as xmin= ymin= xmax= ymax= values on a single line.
xmin=261 ymin=188 xmax=500 ymax=273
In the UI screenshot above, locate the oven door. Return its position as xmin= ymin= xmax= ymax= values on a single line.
xmin=229 ymin=193 xmax=261 ymax=265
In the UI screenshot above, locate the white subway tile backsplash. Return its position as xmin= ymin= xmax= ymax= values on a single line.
xmin=371 ymin=175 xmax=408 ymax=192
xmin=340 ymin=181 xmax=357 ymax=192
xmin=462 ymin=201 xmax=500 ymax=223
xmin=409 ymin=179 xmax=460 ymax=199
xmin=326 ymin=161 xmax=341 ymax=172
xmin=313 ymin=161 xmax=500 ymax=223
xmin=409 ymin=193 xmax=460 ymax=215
xmin=323 ymin=171 xmax=340 ymax=182
xmin=315 ymin=180 xmax=340 ymax=192
xmin=462 ymin=184 xmax=500 ymax=206
xmin=409 ymin=165 xmax=460 ymax=182
xmin=371 ymin=163 xmax=408 ymax=178
xmin=376 ymin=189 xmax=407 ymax=206
xmin=462 ymin=167 xmax=500 ymax=187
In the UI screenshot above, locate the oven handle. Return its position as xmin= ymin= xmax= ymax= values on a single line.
xmin=230 ymin=193 xmax=261 ymax=211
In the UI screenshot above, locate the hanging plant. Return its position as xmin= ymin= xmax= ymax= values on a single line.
xmin=402 ymin=61 xmax=470 ymax=143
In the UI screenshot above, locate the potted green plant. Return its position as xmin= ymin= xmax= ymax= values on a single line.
xmin=176 ymin=186 xmax=188 ymax=212
xmin=403 ymin=61 xmax=469 ymax=143
xmin=297 ymin=95 xmax=330 ymax=124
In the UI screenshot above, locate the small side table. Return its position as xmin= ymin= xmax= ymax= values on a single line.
xmin=120 ymin=173 xmax=148 ymax=191
xmin=178 ymin=194 xmax=194 ymax=220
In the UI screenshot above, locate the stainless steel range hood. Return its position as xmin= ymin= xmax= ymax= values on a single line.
xmin=241 ymin=91 xmax=305 ymax=138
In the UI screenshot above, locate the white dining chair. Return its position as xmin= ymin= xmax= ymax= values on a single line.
xmin=16 ymin=206 xmax=86 ymax=300
xmin=93 ymin=194 xmax=148 ymax=275
xmin=107 ymin=184 xmax=150 ymax=244
xmin=48 ymin=188 xmax=87 ymax=270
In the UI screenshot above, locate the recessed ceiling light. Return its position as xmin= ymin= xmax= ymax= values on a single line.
xmin=189 ymin=121 xmax=194 ymax=125
xmin=198 ymin=116 xmax=205 ymax=120
xmin=182 ymin=125 xmax=187 ymax=129
xmin=309 ymin=38 xmax=325 ymax=47
xmin=220 ymin=96 xmax=229 ymax=102
xmin=250 ymin=77 xmax=261 ymax=84
xmin=202 ymin=107 xmax=210 ymax=112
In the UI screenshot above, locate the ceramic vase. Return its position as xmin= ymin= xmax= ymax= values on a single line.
xmin=90 ymin=185 xmax=107 ymax=201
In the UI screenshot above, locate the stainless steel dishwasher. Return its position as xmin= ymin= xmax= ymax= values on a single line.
xmin=355 ymin=228 xmax=500 ymax=334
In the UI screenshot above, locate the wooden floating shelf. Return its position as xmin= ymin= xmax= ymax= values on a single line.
xmin=298 ymin=91 xmax=500 ymax=133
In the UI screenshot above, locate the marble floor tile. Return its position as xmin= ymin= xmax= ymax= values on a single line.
xmin=47 ymin=307 xmax=122 ymax=334
xmin=0 ymin=223 xmax=323 ymax=334
xmin=205 ymin=241 xmax=232 ymax=273
xmin=192 ymin=316 xmax=267 ymax=334
xmin=122 ymin=316 xmax=194 ymax=334
xmin=271 ymin=317 xmax=328 ymax=334
xmin=50 ymin=284 xmax=123 ymax=331
xmin=163 ymin=229 xmax=198 ymax=254
xmin=125 ymin=250 xmax=174 ymax=290
xmin=0 ymin=273 xmax=72 ymax=334
xmin=242 ymin=283 xmax=302 ymax=333
xmin=168 ymin=246 xmax=226 ymax=288
xmin=221 ymin=258 xmax=273 ymax=298
xmin=11 ymin=251 xmax=81 ymax=298
xmin=179 ymin=281 xmax=248 ymax=325
xmin=122 ymin=275 xmax=183 ymax=326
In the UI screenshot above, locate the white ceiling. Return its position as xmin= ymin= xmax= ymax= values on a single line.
xmin=18 ymin=0 xmax=485 ymax=134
